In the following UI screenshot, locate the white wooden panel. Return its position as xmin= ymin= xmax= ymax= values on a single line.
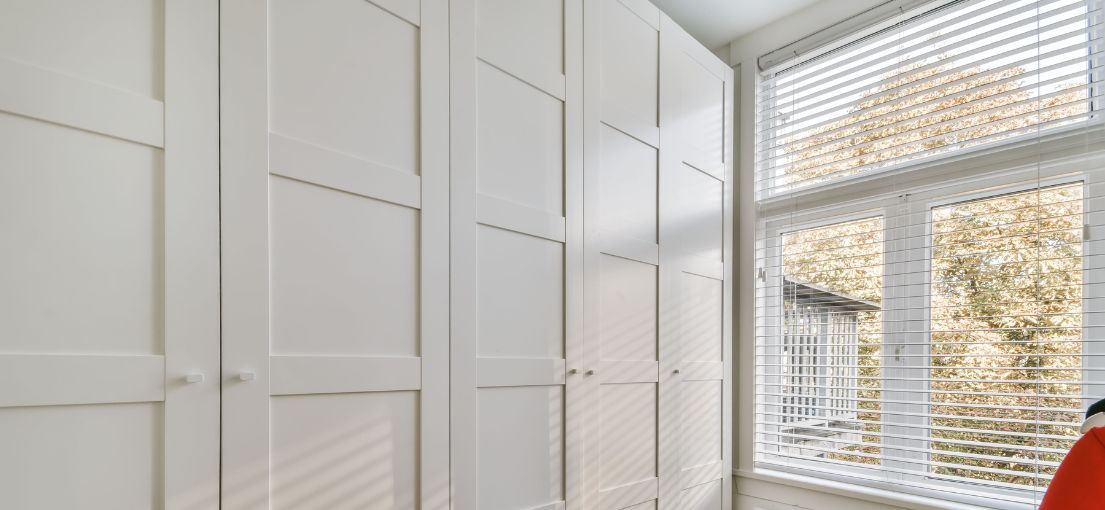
xmin=0 ymin=113 xmax=161 ymax=354
xmin=0 ymin=58 xmax=164 ymax=147
xmin=270 ymin=391 xmax=419 ymax=510
xmin=599 ymin=254 xmax=658 ymax=361
xmin=0 ymin=0 xmax=163 ymax=98
xmin=597 ymin=359 xmax=659 ymax=384
xmin=600 ymin=125 xmax=658 ymax=244
xmin=601 ymin=233 xmax=660 ymax=266
xmin=599 ymin=383 xmax=658 ymax=489
xmin=477 ymin=193 xmax=567 ymax=243
xmin=477 ymin=0 xmax=565 ymax=98
xmin=0 ymin=0 xmax=219 ymax=506
xmin=163 ymin=2 xmax=222 ymax=507
xmin=679 ymin=479 xmax=722 ymax=510
xmin=0 ymin=354 xmax=163 ymax=407
xmin=600 ymin=0 xmax=658 ymax=132
xmin=225 ymin=1 xmax=448 ymax=508
xmin=270 ymin=0 xmax=420 ymax=174
xmin=624 ymin=501 xmax=659 ymax=510
xmin=0 ymin=403 xmax=161 ymax=509
xmin=679 ymin=462 xmax=724 ymax=493
xmin=677 ymin=57 xmax=725 ymax=177
xmin=682 ymin=273 xmax=723 ymax=363
xmin=270 ymin=176 xmax=419 ymax=357
xmin=371 ymin=0 xmax=422 ymax=26
xmin=270 ymin=133 xmax=422 ymax=209
xmin=478 ymin=225 xmax=565 ymax=358
xmin=479 ymin=385 xmax=566 ymax=510
xmin=681 ymin=165 xmax=724 ymax=263
xmin=598 ymin=477 xmax=659 ymax=510
xmin=478 ymin=357 xmax=567 ymax=387
xmin=683 ymin=258 xmax=725 ymax=281
xmin=659 ymin=15 xmax=734 ymax=510
xmin=680 ymin=381 xmax=723 ymax=468
xmin=477 ymin=62 xmax=565 ymax=216
xmin=681 ymin=361 xmax=724 ymax=382
xmin=270 ymin=355 xmax=422 ymax=395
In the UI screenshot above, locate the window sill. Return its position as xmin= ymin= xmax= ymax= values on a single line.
xmin=734 ymin=468 xmax=1031 ymax=510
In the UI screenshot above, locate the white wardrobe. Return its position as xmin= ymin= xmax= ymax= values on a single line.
xmin=0 ymin=0 xmax=731 ymax=509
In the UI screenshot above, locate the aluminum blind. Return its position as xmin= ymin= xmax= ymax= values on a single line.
xmin=755 ymin=0 xmax=1105 ymax=199
xmin=753 ymin=0 xmax=1105 ymax=507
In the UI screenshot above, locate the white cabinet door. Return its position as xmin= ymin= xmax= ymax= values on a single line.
xmin=583 ymin=1 xmax=665 ymax=508
xmin=659 ymin=17 xmax=734 ymax=510
xmin=582 ymin=2 xmax=733 ymax=509
xmin=219 ymin=0 xmax=449 ymax=508
xmin=0 ymin=0 xmax=220 ymax=508
xmin=449 ymin=0 xmax=583 ymax=509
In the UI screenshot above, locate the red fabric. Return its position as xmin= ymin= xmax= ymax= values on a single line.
xmin=1040 ymin=427 xmax=1105 ymax=509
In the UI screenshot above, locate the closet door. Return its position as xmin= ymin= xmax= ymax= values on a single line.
xmin=0 ymin=1 xmax=219 ymax=508
xmin=659 ymin=18 xmax=733 ymax=510
xmin=220 ymin=1 xmax=449 ymax=508
xmin=582 ymin=1 xmax=666 ymax=508
xmin=449 ymin=0 xmax=583 ymax=509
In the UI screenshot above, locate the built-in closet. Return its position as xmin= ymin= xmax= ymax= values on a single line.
xmin=0 ymin=0 xmax=731 ymax=508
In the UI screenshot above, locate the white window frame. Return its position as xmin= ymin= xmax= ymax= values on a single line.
xmin=755 ymin=153 xmax=1105 ymax=509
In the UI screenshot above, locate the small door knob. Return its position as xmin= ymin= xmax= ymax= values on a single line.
xmin=239 ymin=371 xmax=256 ymax=382
xmin=568 ymin=368 xmax=578 ymax=374
xmin=672 ymin=369 xmax=681 ymax=374
xmin=585 ymin=369 xmax=595 ymax=376
xmin=185 ymin=372 xmax=205 ymax=384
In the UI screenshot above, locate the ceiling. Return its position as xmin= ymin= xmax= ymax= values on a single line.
xmin=651 ymin=0 xmax=823 ymax=50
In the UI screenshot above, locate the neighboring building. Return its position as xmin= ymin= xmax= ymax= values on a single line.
xmin=780 ymin=278 xmax=879 ymax=458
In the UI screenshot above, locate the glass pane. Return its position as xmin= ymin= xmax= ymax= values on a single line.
xmin=930 ymin=183 xmax=1084 ymax=489
xmin=780 ymin=217 xmax=884 ymax=465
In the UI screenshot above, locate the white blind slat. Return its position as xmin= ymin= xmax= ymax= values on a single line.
xmin=753 ymin=0 xmax=1105 ymax=504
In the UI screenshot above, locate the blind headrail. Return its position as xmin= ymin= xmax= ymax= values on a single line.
xmin=757 ymin=0 xmax=962 ymax=73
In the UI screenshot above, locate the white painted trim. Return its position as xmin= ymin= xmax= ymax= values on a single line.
xmin=615 ymin=0 xmax=660 ymax=30
xmin=163 ymin=1 xmax=221 ymax=507
xmin=679 ymin=460 xmax=725 ymax=491
xmin=0 ymin=354 xmax=164 ymax=407
xmin=476 ymin=193 xmax=566 ymax=243
xmin=476 ymin=357 xmax=567 ymax=388
xmin=683 ymin=256 xmax=724 ymax=281
xmin=269 ymin=133 xmax=422 ymax=209
xmin=419 ymin=0 xmax=452 ymax=507
xmin=736 ymin=470 xmax=1005 ymax=510
xmin=0 ymin=57 xmax=164 ymax=147
xmin=449 ymin=0 xmax=480 ymax=506
xmin=219 ymin=0 xmax=272 ymax=507
xmin=368 ymin=0 xmax=421 ymax=27
xmin=599 ymin=233 xmax=660 ymax=266
xmin=476 ymin=53 xmax=567 ymax=101
xmin=269 ymin=356 xmax=422 ymax=395
xmin=596 ymin=360 xmax=660 ymax=384
xmin=598 ymin=476 xmax=659 ymax=510
xmin=601 ymin=110 xmax=660 ymax=149
xmin=681 ymin=361 xmax=723 ymax=382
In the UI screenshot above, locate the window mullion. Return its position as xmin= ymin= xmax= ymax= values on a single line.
xmin=881 ymin=198 xmax=931 ymax=479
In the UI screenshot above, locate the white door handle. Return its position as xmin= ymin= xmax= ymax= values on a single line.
xmin=239 ymin=371 xmax=256 ymax=382
xmin=185 ymin=372 xmax=205 ymax=384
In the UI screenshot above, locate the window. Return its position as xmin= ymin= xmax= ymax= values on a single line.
xmin=752 ymin=0 xmax=1105 ymax=507
xmin=756 ymin=0 xmax=1103 ymax=198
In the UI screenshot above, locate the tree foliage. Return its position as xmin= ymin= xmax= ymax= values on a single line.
xmin=777 ymin=57 xmax=1089 ymax=487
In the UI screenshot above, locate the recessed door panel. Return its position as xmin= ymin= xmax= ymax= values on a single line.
xmin=270 ymin=177 xmax=420 ymax=357
xmin=221 ymin=1 xmax=449 ymax=508
xmin=270 ymin=0 xmax=420 ymax=174
xmin=0 ymin=1 xmax=220 ymax=508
